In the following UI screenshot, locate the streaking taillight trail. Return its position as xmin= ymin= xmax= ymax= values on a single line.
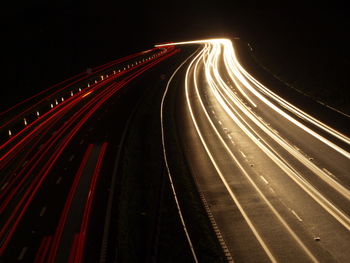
xmin=0 ymin=45 xmax=179 ymax=258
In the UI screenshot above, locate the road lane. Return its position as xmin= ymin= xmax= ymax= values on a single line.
xmin=161 ymin=39 xmax=350 ymax=262
xmin=0 ymin=46 xmax=180 ymax=262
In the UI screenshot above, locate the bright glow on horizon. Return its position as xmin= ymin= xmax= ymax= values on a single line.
xmin=161 ymin=38 xmax=350 ymax=157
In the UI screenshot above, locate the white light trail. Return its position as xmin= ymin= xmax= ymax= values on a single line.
xmin=188 ymin=44 xmax=320 ymax=261
xmin=162 ymin=38 xmax=350 ymax=198
xmin=162 ymin=38 xmax=350 ymax=260
xmin=158 ymin=39 xmax=350 ymax=156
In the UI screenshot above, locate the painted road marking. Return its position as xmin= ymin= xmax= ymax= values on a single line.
xmin=56 ymin=177 xmax=62 ymax=185
xmin=1 ymin=182 xmax=9 ymax=191
xmin=18 ymin=247 xmax=28 ymax=261
xmin=40 ymin=206 xmax=47 ymax=217
xmin=293 ymin=145 xmax=300 ymax=151
xmin=260 ymin=176 xmax=269 ymax=185
xmin=322 ymin=168 xmax=333 ymax=176
xmin=291 ymin=209 xmax=303 ymax=222
xmin=322 ymin=168 xmax=337 ymax=180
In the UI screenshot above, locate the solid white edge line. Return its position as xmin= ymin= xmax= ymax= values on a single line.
xmin=160 ymin=49 xmax=199 ymax=263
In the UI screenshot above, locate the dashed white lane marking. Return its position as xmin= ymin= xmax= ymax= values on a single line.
xmin=1 ymin=182 xmax=9 ymax=191
xmin=69 ymin=155 xmax=75 ymax=162
xmin=18 ymin=247 xmax=28 ymax=261
xmin=218 ymin=121 xmax=222 ymax=125
xmin=211 ymin=110 xmax=215 ymax=114
xmin=240 ymin=151 xmax=247 ymax=158
xmin=322 ymin=168 xmax=337 ymax=180
xmin=56 ymin=177 xmax=62 ymax=185
xmin=39 ymin=206 xmax=47 ymax=217
xmin=291 ymin=209 xmax=303 ymax=222
xmin=79 ymin=139 xmax=84 ymax=145
xmin=260 ymin=176 xmax=269 ymax=185
xmin=272 ymin=129 xmax=279 ymax=134
xmin=322 ymin=168 xmax=333 ymax=176
xmin=294 ymin=145 xmax=300 ymax=151
xmin=228 ymin=135 xmax=232 ymax=139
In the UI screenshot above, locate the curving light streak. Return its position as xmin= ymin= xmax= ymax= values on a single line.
xmin=206 ymin=43 xmax=350 ymax=201
xmin=159 ymin=39 xmax=350 ymax=157
xmin=0 ymin=46 xmax=179 ymax=257
xmin=164 ymin=38 xmax=350 ymax=260
xmin=163 ymin=39 xmax=350 ymax=195
xmin=206 ymin=47 xmax=350 ymax=231
xmin=184 ymin=46 xmax=278 ymax=263
xmin=234 ymin=55 xmax=350 ymax=146
xmin=160 ymin=50 xmax=200 ymax=263
xmin=189 ymin=43 xmax=319 ymax=262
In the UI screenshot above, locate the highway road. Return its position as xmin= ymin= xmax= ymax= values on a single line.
xmin=160 ymin=39 xmax=350 ymax=262
xmin=1 ymin=38 xmax=349 ymax=262
xmin=0 ymin=45 xmax=181 ymax=262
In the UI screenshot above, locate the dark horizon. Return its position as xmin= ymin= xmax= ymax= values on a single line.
xmin=2 ymin=1 xmax=349 ymax=111
xmin=1 ymin=2 xmax=350 ymax=262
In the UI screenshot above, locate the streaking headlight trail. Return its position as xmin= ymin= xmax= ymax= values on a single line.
xmin=159 ymin=39 xmax=350 ymax=262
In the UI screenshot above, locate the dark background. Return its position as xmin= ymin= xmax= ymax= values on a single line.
xmin=2 ymin=1 xmax=349 ymax=112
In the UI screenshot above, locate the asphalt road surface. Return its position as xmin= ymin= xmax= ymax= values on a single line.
xmin=1 ymin=38 xmax=349 ymax=262
xmin=0 ymin=45 xmax=181 ymax=262
xmin=161 ymin=39 xmax=350 ymax=262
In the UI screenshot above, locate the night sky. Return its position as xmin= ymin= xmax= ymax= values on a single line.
xmin=2 ymin=1 xmax=349 ymax=111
